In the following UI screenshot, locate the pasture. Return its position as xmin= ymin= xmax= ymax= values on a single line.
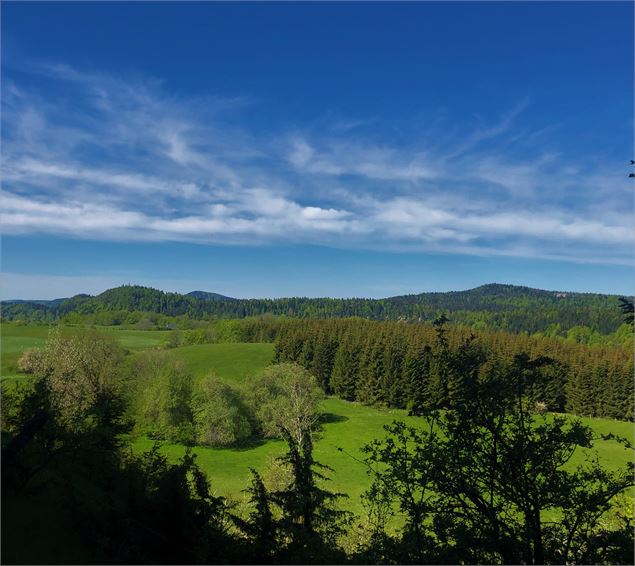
xmin=132 ymin=395 xmax=634 ymax=517
xmin=0 ymin=324 xmax=170 ymax=378
xmin=132 ymin=339 xmax=634 ymax=517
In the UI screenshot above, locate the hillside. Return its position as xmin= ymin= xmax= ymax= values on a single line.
xmin=2 ymin=298 xmax=68 ymax=307
xmin=186 ymin=291 xmax=236 ymax=301
xmin=1 ymin=283 xmax=630 ymax=335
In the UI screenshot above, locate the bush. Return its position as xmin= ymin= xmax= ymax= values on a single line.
xmin=37 ymin=330 xmax=126 ymax=430
xmin=17 ymin=348 xmax=45 ymax=374
xmin=183 ymin=326 xmax=217 ymax=345
xmin=248 ymin=363 xmax=323 ymax=441
xmin=192 ymin=376 xmax=253 ymax=447
xmin=131 ymin=352 xmax=194 ymax=443
xmin=164 ymin=330 xmax=183 ymax=349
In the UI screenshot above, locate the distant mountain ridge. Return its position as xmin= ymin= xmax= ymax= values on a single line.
xmin=2 ymin=298 xmax=68 ymax=307
xmin=186 ymin=291 xmax=236 ymax=301
xmin=1 ymin=283 xmax=630 ymax=335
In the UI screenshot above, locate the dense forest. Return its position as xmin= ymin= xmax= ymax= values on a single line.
xmin=271 ymin=317 xmax=634 ymax=421
xmin=1 ymin=283 xmax=631 ymax=336
xmin=151 ymin=314 xmax=635 ymax=422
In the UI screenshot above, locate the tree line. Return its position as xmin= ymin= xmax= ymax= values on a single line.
xmin=2 ymin=283 xmax=630 ymax=336
xmin=273 ymin=317 xmax=634 ymax=421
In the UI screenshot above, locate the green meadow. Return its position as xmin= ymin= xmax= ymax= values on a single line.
xmin=0 ymin=324 xmax=170 ymax=378
xmin=2 ymin=324 xmax=633 ymax=518
xmin=132 ymin=397 xmax=634 ymax=517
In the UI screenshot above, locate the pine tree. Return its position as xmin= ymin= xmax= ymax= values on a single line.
xmin=357 ymin=338 xmax=386 ymax=406
xmin=566 ymin=365 xmax=596 ymax=417
xmin=299 ymin=339 xmax=315 ymax=370
xmin=234 ymin=469 xmax=278 ymax=563
xmin=447 ymin=335 xmax=485 ymax=408
xmin=331 ymin=335 xmax=360 ymax=401
xmin=382 ymin=335 xmax=406 ymax=408
xmin=426 ymin=316 xmax=451 ymax=409
xmin=312 ymin=333 xmax=338 ymax=393
xmin=271 ymin=429 xmax=351 ymax=562
xmin=403 ymin=343 xmax=433 ymax=415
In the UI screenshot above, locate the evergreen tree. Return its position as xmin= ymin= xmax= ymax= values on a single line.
xmin=269 ymin=317 xmax=633 ymax=421
xmin=311 ymin=332 xmax=338 ymax=393
xmin=357 ymin=337 xmax=386 ymax=406
xmin=271 ymin=429 xmax=351 ymax=563
xmin=330 ymin=335 xmax=360 ymax=401
xmin=618 ymin=297 xmax=634 ymax=327
xmin=403 ymin=343 xmax=433 ymax=415
xmin=566 ymin=365 xmax=596 ymax=417
xmin=234 ymin=469 xmax=278 ymax=563
xmin=446 ymin=334 xmax=485 ymax=408
xmin=382 ymin=334 xmax=406 ymax=407
xmin=425 ymin=316 xmax=451 ymax=410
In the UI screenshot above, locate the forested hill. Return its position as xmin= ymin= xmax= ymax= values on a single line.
xmin=1 ymin=283 xmax=631 ymax=336
xmin=185 ymin=291 xmax=236 ymax=301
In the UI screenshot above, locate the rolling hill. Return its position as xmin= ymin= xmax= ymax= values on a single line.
xmin=1 ymin=283 xmax=630 ymax=335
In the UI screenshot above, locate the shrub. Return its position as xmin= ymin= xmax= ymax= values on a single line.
xmin=248 ymin=363 xmax=323 ymax=441
xmin=192 ymin=376 xmax=253 ymax=447
xmin=36 ymin=330 xmax=126 ymax=430
xmin=164 ymin=330 xmax=183 ymax=349
xmin=131 ymin=351 xmax=194 ymax=443
xmin=17 ymin=347 xmax=45 ymax=374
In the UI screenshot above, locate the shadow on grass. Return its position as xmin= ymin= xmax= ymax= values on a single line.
xmin=228 ymin=437 xmax=271 ymax=451
xmin=320 ymin=412 xmax=350 ymax=425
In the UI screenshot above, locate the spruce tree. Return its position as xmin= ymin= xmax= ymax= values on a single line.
xmin=311 ymin=333 xmax=338 ymax=393
xmin=271 ymin=428 xmax=351 ymax=562
xmin=357 ymin=338 xmax=386 ymax=406
xmin=331 ymin=335 xmax=359 ymax=401
xmin=403 ymin=343 xmax=432 ymax=415
xmin=426 ymin=316 xmax=451 ymax=409
xmin=382 ymin=335 xmax=406 ymax=408
xmin=234 ymin=469 xmax=278 ymax=563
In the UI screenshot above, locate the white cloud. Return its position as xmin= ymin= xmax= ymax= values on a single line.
xmin=1 ymin=62 xmax=632 ymax=265
xmin=287 ymin=138 xmax=439 ymax=181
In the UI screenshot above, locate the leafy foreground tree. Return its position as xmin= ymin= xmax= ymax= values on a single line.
xmin=192 ymin=375 xmax=253 ymax=446
xmin=359 ymin=349 xmax=634 ymax=564
xmin=249 ymin=362 xmax=324 ymax=444
xmin=128 ymin=350 xmax=195 ymax=443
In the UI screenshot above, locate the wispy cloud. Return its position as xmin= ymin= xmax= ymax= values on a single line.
xmin=2 ymin=62 xmax=632 ymax=264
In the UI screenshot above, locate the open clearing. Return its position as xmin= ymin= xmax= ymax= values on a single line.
xmin=3 ymin=324 xmax=633 ymax=517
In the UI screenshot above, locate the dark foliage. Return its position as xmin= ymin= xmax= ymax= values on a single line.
xmin=274 ymin=318 xmax=634 ymax=421
xmin=357 ymin=352 xmax=634 ymax=564
xmin=618 ymin=297 xmax=634 ymax=327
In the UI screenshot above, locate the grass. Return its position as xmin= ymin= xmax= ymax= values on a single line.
xmin=0 ymin=323 xmax=170 ymax=379
xmin=132 ymin=396 xmax=634 ymax=517
xmin=170 ymin=342 xmax=275 ymax=383
xmin=132 ymin=341 xmax=634 ymax=517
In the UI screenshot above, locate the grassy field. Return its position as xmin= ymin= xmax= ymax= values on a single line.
xmin=170 ymin=342 xmax=275 ymax=383
xmin=132 ymin=395 xmax=635 ymax=518
xmin=0 ymin=323 xmax=170 ymax=378
xmin=132 ymin=340 xmax=635 ymax=518
xmin=3 ymin=324 xmax=633 ymax=519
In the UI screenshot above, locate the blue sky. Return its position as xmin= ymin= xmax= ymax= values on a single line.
xmin=1 ymin=2 xmax=633 ymax=299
